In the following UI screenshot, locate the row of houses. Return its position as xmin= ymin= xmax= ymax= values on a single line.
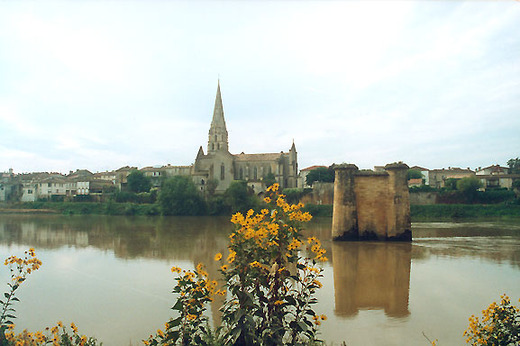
xmin=298 ymin=164 xmax=519 ymax=191
xmin=0 ymin=167 xmax=133 ymax=202
xmin=407 ymin=164 xmax=519 ymax=190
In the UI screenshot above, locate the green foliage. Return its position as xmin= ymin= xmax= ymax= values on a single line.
xmin=263 ymin=172 xmax=276 ymax=188
xmin=410 ymin=204 xmax=520 ymax=221
xmin=158 ymin=176 xmax=206 ymax=216
xmin=305 ymin=167 xmax=334 ymax=187
xmin=1 ymin=249 xmax=99 ymax=345
xmin=282 ymin=188 xmax=307 ymax=204
xmin=507 ymin=157 xmax=520 ymax=174
xmin=205 ymin=179 xmax=219 ymax=197
xmin=207 ymin=196 xmax=229 ymax=216
xmin=444 ymin=178 xmax=459 ymax=191
xmin=407 ymin=169 xmax=423 ymax=180
xmin=223 ymin=181 xmax=258 ymax=213
xmin=73 ymin=195 xmax=93 ymax=202
xmin=456 ymin=177 xmax=482 ymax=203
xmin=127 ymin=170 xmax=152 ymax=194
xmin=409 ymin=185 xmax=436 ymax=193
xmin=146 ymin=184 xmax=327 ymax=345
xmin=513 ymin=179 xmax=520 ymax=189
xmin=464 ymin=294 xmax=519 ymax=345
xmin=302 ymin=204 xmax=333 ymax=217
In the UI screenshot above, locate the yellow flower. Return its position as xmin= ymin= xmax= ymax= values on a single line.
xmin=214 ymin=253 xmax=222 ymax=261
xmin=221 ymin=264 xmax=229 ymax=271
xmin=227 ymin=250 xmax=236 ymax=263
xmin=264 ymin=197 xmax=272 ymax=204
xmin=321 ymin=314 xmax=327 ymax=320
xmin=171 ymin=266 xmax=182 ymax=273
xmin=274 ymin=300 xmax=284 ymax=306
xmin=70 ymin=322 xmax=78 ymax=333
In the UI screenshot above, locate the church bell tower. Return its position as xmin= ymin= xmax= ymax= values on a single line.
xmin=207 ymin=81 xmax=229 ymax=153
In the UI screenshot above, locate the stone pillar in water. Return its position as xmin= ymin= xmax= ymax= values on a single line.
xmin=331 ymin=164 xmax=359 ymax=240
xmin=385 ymin=163 xmax=412 ymax=241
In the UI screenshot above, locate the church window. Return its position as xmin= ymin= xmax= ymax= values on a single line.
xmin=254 ymin=167 xmax=258 ymax=180
xmin=239 ymin=168 xmax=243 ymax=180
xmin=201 ymin=179 xmax=205 ymax=185
xmin=221 ymin=163 xmax=225 ymax=180
xmin=214 ymin=135 xmax=217 ymax=142
xmin=212 ymin=143 xmax=214 ymax=150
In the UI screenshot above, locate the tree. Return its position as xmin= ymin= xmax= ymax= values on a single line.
xmin=158 ymin=176 xmax=206 ymax=215
xmin=407 ymin=169 xmax=423 ymax=180
xmin=127 ymin=170 xmax=151 ymax=193
xmin=205 ymin=178 xmax=219 ymax=197
xmin=456 ymin=176 xmax=482 ymax=203
xmin=263 ymin=172 xmax=276 ymax=188
xmin=224 ymin=180 xmax=258 ymax=213
xmin=444 ymin=178 xmax=459 ymax=191
xmin=305 ymin=167 xmax=334 ymax=186
xmin=507 ymin=157 xmax=520 ymax=174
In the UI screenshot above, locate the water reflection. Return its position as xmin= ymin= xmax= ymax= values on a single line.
xmin=0 ymin=215 xmax=519 ymax=345
xmin=0 ymin=215 xmax=232 ymax=261
xmin=332 ymin=242 xmax=411 ymax=318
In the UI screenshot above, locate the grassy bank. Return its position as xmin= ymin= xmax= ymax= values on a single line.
xmin=411 ymin=203 xmax=520 ymax=221
xmin=3 ymin=201 xmax=160 ymax=216
xmin=3 ymin=201 xmax=520 ymax=221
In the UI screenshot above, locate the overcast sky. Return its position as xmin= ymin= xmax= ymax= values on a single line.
xmin=1 ymin=1 xmax=519 ymax=174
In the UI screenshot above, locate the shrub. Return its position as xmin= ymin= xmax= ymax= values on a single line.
xmin=0 ymin=249 xmax=99 ymax=345
xmin=464 ymin=294 xmax=519 ymax=345
xmin=158 ymin=176 xmax=206 ymax=216
xmin=145 ymin=183 xmax=327 ymax=345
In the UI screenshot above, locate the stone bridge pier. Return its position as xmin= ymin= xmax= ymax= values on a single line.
xmin=331 ymin=162 xmax=412 ymax=241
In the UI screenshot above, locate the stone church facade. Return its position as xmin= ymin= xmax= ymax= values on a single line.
xmin=191 ymin=83 xmax=298 ymax=194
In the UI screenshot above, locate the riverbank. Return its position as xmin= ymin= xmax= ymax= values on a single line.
xmin=1 ymin=202 xmax=520 ymax=221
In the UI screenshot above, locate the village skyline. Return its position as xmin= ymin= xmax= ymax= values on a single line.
xmin=1 ymin=1 xmax=519 ymax=173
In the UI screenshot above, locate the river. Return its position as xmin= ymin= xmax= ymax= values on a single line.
xmin=0 ymin=215 xmax=519 ymax=345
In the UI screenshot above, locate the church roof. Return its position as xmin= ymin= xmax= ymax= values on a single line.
xmin=234 ymin=152 xmax=285 ymax=162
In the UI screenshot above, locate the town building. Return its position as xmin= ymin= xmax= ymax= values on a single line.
xmin=190 ymin=82 xmax=298 ymax=193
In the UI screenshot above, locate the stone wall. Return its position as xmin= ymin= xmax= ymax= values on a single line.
xmin=300 ymin=182 xmax=334 ymax=205
xmin=331 ymin=163 xmax=412 ymax=241
xmin=409 ymin=192 xmax=438 ymax=205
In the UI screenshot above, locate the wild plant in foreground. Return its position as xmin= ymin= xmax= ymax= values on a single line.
xmin=1 ymin=249 xmax=99 ymax=345
xmin=145 ymin=183 xmax=327 ymax=345
xmin=1 ymin=248 xmax=42 ymax=334
xmin=464 ymin=294 xmax=520 ymax=345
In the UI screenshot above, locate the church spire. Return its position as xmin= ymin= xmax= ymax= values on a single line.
xmin=208 ymin=81 xmax=229 ymax=153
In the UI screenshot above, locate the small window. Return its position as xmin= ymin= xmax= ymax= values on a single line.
xmin=201 ymin=179 xmax=205 ymax=185
xmin=221 ymin=163 xmax=225 ymax=180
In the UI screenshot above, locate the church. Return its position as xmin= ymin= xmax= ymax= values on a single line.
xmin=190 ymin=82 xmax=298 ymax=194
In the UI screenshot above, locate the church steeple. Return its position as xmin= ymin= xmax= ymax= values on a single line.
xmin=208 ymin=81 xmax=229 ymax=153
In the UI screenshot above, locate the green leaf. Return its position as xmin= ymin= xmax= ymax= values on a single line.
xmin=169 ymin=316 xmax=182 ymax=328
xmin=167 ymin=330 xmax=180 ymax=341
xmin=171 ymin=299 xmax=183 ymax=311
xmin=4 ymin=293 xmax=9 ymax=299
xmin=11 ymin=297 xmax=19 ymax=302
xmin=229 ymin=327 xmax=241 ymax=345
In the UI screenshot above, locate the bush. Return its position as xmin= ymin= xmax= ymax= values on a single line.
xmin=223 ymin=181 xmax=259 ymax=214
xmin=145 ymin=184 xmax=327 ymax=345
xmin=158 ymin=176 xmax=206 ymax=216
xmin=1 ymin=249 xmax=99 ymax=345
xmin=464 ymin=294 xmax=519 ymax=345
